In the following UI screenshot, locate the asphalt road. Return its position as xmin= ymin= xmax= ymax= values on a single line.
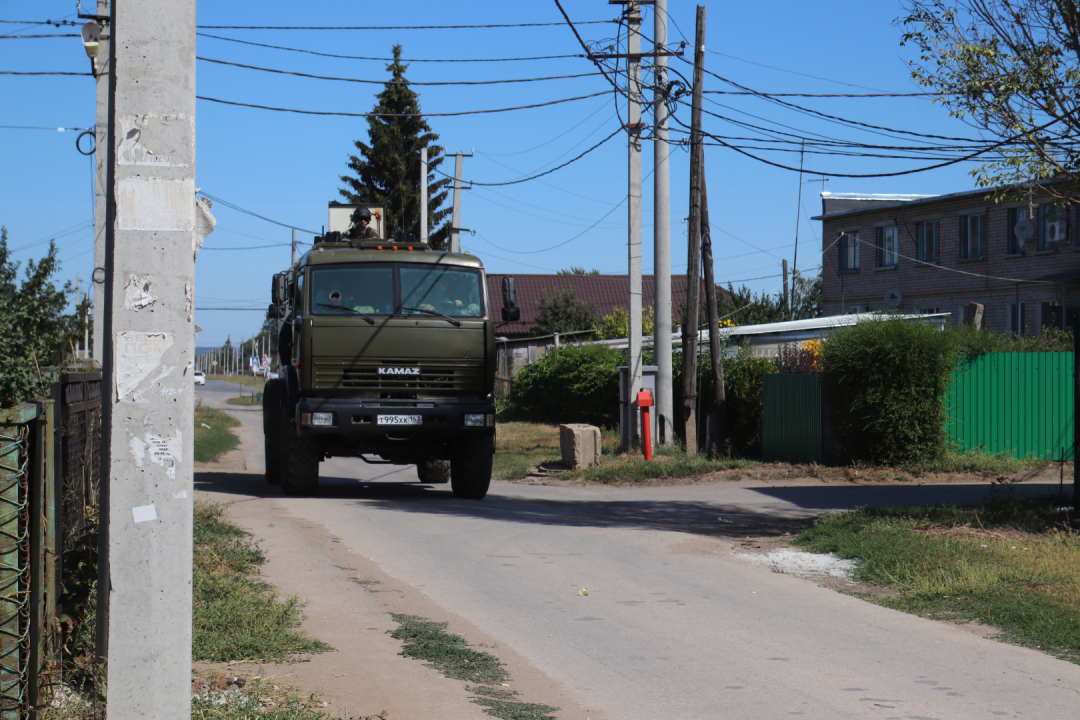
xmin=196 ymin=379 xmax=1080 ymax=720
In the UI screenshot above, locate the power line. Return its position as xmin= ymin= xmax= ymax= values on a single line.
xmin=197 ymin=20 xmax=615 ymax=30
xmin=0 ymin=71 xmax=92 ymax=76
xmin=197 ymin=56 xmax=602 ymax=86
xmin=703 ymin=90 xmax=936 ymax=98
xmin=0 ymin=125 xmax=91 ymax=131
xmin=0 ymin=34 xmax=80 ymax=39
xmin=196 ymin=33 xmax=585 ymax=63
xmin=433 ymin=127 xmax=620 ymax=186
xmin=197 ymin=192 xmax=319 ymax=235
xmin=196 ymin=90 xmax=609 ymax=118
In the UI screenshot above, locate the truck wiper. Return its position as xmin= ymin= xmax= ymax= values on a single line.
xmin=401 ymin=306 xmax=462 ymax=327
xmin=317 ymin=303 xmax=375 ymax=324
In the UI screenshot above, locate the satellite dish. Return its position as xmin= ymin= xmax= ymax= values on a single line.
xmin=885 ymin=289 xmax=902 ymax=308
xmin=1014 ymin=218 xmax=1034 ymax=249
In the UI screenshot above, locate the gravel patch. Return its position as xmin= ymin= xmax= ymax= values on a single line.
xmin=734 ymin=548 xmax=858 ymax=579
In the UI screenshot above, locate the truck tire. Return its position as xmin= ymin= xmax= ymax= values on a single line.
xmin=282 ymin=425 xmax=321 ymax=497
xmin=417 ymin=459 xmax=450 ymax=484
xmin=262 ymin=380 xmax=282 ymax=485
xmin=450 ymin=437 xmax=493 ymax=499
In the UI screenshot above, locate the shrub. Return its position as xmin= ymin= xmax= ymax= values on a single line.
xmin=510 ymin=344 xmax=623 ymax=426
xmin=953 ymin=324 xmax=1073 ymax=355
xmin=821 ymin=316 xmax=958 ymax=465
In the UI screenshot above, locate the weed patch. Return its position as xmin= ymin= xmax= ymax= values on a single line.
xmin=796 ymin=497 xmax=1080 ymax=662
xmin=195 ymin=403 xmax=241 ymax=463
xmin=225 ymin=394 xmax=262 ymax=406
xmin=193 ymin=502 xmax=332 ymax=662
xmin=190 ymin=671 xmax=387 ymax=720
xmin=576 ymin=453 xmax=760 ymax=484
xmin=494 ymin=422 xmax=564 ymax=480
xmin=390 ymin=614 xmax=559 ymax=720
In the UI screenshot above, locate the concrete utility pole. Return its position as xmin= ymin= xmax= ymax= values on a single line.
xmin=653 ymin=0 xmax=673 ymax=446
xmin=450 ymin=152 xmax=465 ymax=253
xmin=683 ymin=5 xmax=707 ymax=455
xmin=625 ymin=0 xmax=645 ymax=449
xmin=420 ymin=148 xmax=428 ymax=243
xmin=91 ymin=0 xmax=110 ymax=363
xmin=99 ymin=1 xmax=208 ymax=716
xmin=782 ymin=258 xmax=790 ymax=320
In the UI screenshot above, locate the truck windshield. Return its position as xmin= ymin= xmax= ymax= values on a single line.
xmin=308 ymin=264 xmax=484 ymax=318
xmin=310 ymin=266 xmax=394 ymax=316
xmin=401 ymin=266 xmax=484 ymax=318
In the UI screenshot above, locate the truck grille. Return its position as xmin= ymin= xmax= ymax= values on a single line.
xmin=313 ymin=357 xmax=484 ymax=394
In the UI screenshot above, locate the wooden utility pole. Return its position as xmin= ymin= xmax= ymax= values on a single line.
xmin=682 ymin=5 xmax=706 ymax=455
xmin=699 ymin=154 xmax=727 ymax=457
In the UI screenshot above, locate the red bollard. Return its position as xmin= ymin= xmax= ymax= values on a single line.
xmin=637 ymin=389 xmax=654 ymax=461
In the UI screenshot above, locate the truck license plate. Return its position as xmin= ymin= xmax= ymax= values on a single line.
xmin=378 ymin=414 xmax=422 ymax=426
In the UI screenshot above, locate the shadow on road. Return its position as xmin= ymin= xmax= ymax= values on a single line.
xmin=196 ymin=468 xmax=1068 ymax=541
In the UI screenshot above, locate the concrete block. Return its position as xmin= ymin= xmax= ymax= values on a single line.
xmin=560 ymin=424 xmax=601 ymax=469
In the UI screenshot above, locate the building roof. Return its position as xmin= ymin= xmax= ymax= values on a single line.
xmin=485 ymin=274 xmax=724 ymax=336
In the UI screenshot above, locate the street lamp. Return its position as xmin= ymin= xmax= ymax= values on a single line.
xmin=81 ymin=22 xmax=101 ymax=77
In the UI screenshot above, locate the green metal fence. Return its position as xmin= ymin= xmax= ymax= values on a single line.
xmin=946 ymin=353 xmax=1074 ymax=461
xmin=760 ymin=353 xmax=1076 ymax=464
xmin=0 ymin=401 xmax=58 ymax=718
xmin=761 ymin=374 xmax=823 ymax=464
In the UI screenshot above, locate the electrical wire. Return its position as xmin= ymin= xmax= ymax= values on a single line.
xmin=481 ymin=104 xmax=612 ymax=157
xmin=0 ymin=71 xmax=92 ymax=75
xmin=198 ymin=20 xmax=615 ymax=30
xmin=196 ymin=90 xmax=610 ymax=118
xmin=0 ymin=34 xmax=79 ymax=39
xmin=195 ymin=33 xmax=585 ymax=63
xmin=432 ymin=127 xmax=620 ymax=186
xmin=197 ymin=56 xmax=603 ymax=86
xmin=197 ymin=192 xmax=319 ymax=236
xmin=0 ymin=125 xmax=91 ymax=131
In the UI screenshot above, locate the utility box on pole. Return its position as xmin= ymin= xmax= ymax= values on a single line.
xmin=99 ymin=1 xmax=206 ymax=716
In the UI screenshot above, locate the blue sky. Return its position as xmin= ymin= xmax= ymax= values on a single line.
xmin=2 ymin=1 xmax=993 ymax=347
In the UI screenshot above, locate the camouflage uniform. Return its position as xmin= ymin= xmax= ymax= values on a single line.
xmin=351 ymin=224 xmax=378 ymax=240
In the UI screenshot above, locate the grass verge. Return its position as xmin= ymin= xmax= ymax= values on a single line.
xmin=225 ymin=394 xmax=262 ymax=406
xmin=194 ymin=402 xmax=242 ymax=463
xmin=193 ymin=501 xmax=332 ymax=662
xmin=207 ymin=373 xmax=268 ymax=389
xmin=795 ymin=493 xmax=1080 ymax=662
xmin=390 ymin=614 xmax=559 ymax=720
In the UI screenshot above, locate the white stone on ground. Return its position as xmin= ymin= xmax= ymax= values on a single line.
xmin=734 ymin=548 xmax=858 ymax=579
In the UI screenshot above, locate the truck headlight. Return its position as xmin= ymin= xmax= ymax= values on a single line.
xmin=302 ymin=412 xmax=335 ymax=426
xmin=464 ymin=413 xmax=486 ymax=427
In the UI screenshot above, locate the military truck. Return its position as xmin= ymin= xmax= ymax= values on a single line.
xmin=262 ymin=204 xmax=520 ymax=499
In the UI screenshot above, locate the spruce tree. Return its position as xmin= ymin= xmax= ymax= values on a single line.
xmin=340 ymin=45 xmax=452 ymax=249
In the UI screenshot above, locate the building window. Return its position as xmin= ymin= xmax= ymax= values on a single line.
xmin=1038 ymin=204 xmax=1069 ymax=251
xmin=1041 ymin=302 xmax=1065 ymax=330
xmin=875 ymin=225 xmax=898 ymax=267
xmin=1008 ymin=207 xmax=1034 ymax=254
xmin=1009 ymin=302 xmax=1027 ymax=336
xmin=838 ymin=231 xmax=859 ymax=271
xmin=959 ymin=213 xmax=985 ymax=259
xmin=916 ymin=220 xmax=939 ymax=263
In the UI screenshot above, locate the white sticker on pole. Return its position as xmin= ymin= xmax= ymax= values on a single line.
xmin=132 ymin=504 xmax=157 ymax=523
xmin=115 ymin=331 xmax=173 ymax=400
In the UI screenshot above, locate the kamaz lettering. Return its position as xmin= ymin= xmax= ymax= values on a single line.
xmin=378 ymin=367 xmax=421 ymax=376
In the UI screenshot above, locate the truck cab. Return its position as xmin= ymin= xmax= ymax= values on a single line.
xmin=263 ymin=225 xmax=505 ymax=499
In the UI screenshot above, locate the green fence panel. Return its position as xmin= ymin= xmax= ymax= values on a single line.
xmin=762 ymin=374 xmax=822 ymax=463
xmin=945 ymin=353 xmax=1074 ymax=461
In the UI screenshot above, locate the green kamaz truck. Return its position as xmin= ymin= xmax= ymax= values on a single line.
xmin=262 ymin=204 xmax=519 ymax=499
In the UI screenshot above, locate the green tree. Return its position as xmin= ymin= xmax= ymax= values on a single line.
xmin=597 ymin=305 xmax=655 ymax=340
xmin=557 ymin=266 xmax=599 ymax=275
xmin=899 ymin=1 xmax=1080 ymax=197
xmin=714 ymin=270 xmax=821 ymax=327
xmin=532 ymin=289 xmax=597 ymax=335
xmin=0 ymin=227 xmax=83 ymax=406
xmin=339 ymin=45 xmax=452 ymax=248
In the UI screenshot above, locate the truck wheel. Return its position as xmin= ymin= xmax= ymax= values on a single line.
xmin=417 ymin=459 xmax=450 ymax=484
xmin=282 ymin=426 xmax=321 ymax=496
xmin=262 ymin=380 xmax=282 ymax=485
xmin=450 ymin=437 xmax=493 ymax=499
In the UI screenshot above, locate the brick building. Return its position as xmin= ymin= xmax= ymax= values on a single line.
xmin=814 ymin=189 xmax=1079 ymax=334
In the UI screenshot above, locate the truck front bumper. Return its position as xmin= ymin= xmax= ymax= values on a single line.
xmin=294 ymin=397 xmax=495 ymax=439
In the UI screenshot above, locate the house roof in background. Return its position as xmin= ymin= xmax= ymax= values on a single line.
xmin=484 ymin=274 xmax=725 ymax=336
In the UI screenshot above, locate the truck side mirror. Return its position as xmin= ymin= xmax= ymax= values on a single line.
xmin=501 ymin=307 xmax=520 ymax=322
xmin=267 ymin=303 xmax=282 ymax=320
xmin=501 ymin=276 xmax=516 ymax=308
xmin=272 ymin=273 xmax=287 ymax=306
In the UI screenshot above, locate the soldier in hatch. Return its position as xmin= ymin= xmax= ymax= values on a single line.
xmin=348 ymin=207 xmax=378 ymax=241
